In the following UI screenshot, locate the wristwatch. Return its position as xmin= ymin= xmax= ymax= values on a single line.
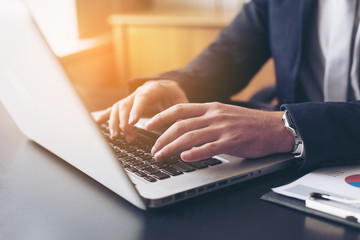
xmin=282 ymin=110 xmax=305 ymax=158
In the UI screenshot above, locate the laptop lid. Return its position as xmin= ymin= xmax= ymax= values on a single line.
xmin=0 ymin=0 xmax=146 ymax=210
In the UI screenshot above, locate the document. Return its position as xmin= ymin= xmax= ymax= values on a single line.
xmin=272 ymin=165 xmax=360 ymax=219
xmin=272 ymin=165 xmax=360 ymax=202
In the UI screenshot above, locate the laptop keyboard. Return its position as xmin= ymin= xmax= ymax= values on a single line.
xmin=100 ymin=124 xmax=222 ymax=183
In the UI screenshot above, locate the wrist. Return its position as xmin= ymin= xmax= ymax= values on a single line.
xmin=269 ymin=111 xmax=295 ymax=154
xmin=281 ymin=110 xmax=305 ymax=158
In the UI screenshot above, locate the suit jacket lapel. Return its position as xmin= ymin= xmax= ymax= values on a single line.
xmin=271 ymin=0 xmax=317 ymax=103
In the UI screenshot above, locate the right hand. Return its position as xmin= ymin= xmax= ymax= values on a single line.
xmin=94 ymin=80 xmax=189 ymax=142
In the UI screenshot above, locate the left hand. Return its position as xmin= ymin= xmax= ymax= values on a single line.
xmin=145 ymin=102 xmax=294 ymax=162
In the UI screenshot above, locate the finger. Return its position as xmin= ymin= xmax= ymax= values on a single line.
xmin=181 ymin=140 xmax=223 ymax=162
xmin=146 ymin=103 xmax=206 ymax=131
xmin=118 ymin=101 xmax=136 ymax=142
xmin=109 ymin=104 xmax=120 ymax=139
xmin=128 ymin=91 xmax=154 ymax=125
xmin=153 ymin=127 xmax=218 ymax=162
xmin=151 ymin=117 xmax=209 ymax=155
xmin=93 ymin=107 xmax=111 ymax=124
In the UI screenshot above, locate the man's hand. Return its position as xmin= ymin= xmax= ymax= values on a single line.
xmin=145 ymin=102 xmax=294 ymax=162
xmin=93 ymin=80 xmax=189 ymax=142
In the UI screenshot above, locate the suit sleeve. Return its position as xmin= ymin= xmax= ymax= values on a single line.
xmin=129 ymin=0 xmax=271 ymax=103
xmin=282 ymin=101 xmax=360 ymax=173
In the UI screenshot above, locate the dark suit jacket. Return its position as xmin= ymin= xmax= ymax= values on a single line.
xmin=129 ymin=0 xmax=360 ymax=172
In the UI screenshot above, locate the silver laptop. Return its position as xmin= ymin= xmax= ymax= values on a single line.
xmin=0 ymin=0 xmax=294 ymax=209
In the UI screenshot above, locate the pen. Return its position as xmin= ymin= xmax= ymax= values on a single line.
xmin=306 ymin=192 xmax=360 ymax=223
xmin=310 ymin=192 xmax=360 ymax=205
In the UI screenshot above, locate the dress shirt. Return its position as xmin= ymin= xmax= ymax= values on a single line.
xmin=300 ymin=0 xmax=360 ymax=102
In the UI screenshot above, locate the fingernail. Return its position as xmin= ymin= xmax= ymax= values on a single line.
xmin=126 ymin=135 xmax=134 ymax=143
xmin=151 ymin=146 xmax=156 ymax=155
xmin=128 ymin=113 xmax=136 ymax=125
xmin=154 ymin=151 xmax=162 ymax=161
xmin=181 ymin=151 xmax=191 ymax=161
xmin=110 ymin=129 xmax=114 ymax=138
xmin=145 ymin=122 xmax=151 ymax=130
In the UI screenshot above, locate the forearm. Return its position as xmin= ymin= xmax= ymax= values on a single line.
xmin=169 ymin=1 xmax=271 ymax=103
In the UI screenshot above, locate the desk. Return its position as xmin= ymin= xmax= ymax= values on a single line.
xmin=1 ymin=100 xmax=359 ymax=240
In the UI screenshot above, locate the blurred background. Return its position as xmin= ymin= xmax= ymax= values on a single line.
xmin=27 ymin=0 xmax=275 ymax=111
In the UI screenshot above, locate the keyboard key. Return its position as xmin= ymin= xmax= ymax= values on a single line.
xmin=123 ymin=158 xmax=137 ymax=164
xmin=187 ymin=161 xmax=208 ymax=169
xmin=202 ymin=158 xmax=222 ymax=166
xmin=134 ymin=163 xmax=150 ymax=170
xmin=142 ymin=157 xmax=155 ymax=165
xmin=164 ymin=156 xmax=181 ymax=164
xmin=130 ymin=161 xmax=143 ymax=167
xmin=125 ymin=167 xmax=138 ymax=173
xmin=172 ymin=162 xmax=196 ymax=172
xmin=133 ymin=157 xmax=143 ymax=162
xmin=160 ymin=166 xmax=183 ymax=176
xmin=143 ymin=167 xmax=160 ymax=175
xmin=126 ymin=147 xmax=138 ymax=153
xmin=116 ymin=152 xmax=128 ymax=158
xmin=151 ymin=172 xmax=170 ymax=180
xmin=142 ymin=160 xmax=152 ymax=166
xmin=136 ymin=152 xmax=147 ymax=157
xmin=135 ymin=171 xmax=148 ymax=177
xmin=152 ymin=162 xmax=167 ymax=169
xmin=122 ymin=156 xmax=135 ymax=162
xmin=112 ymin=146 xmax=122 ymax=153
xmin=143 ymin=176 xmax=157 ymax=182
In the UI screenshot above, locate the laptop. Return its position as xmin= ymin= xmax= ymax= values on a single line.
xmin=0 ymin=0 xmax=294 ymax=209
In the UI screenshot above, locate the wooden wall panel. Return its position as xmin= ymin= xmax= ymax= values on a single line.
xmin=110 ymin=11 xmax=275 ymax=100
xmin=126 ymin=26 xmax=220 ymax=78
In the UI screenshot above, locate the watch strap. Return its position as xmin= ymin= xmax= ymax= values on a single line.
xmin=282 ymin=111 xmax=305 ymax=158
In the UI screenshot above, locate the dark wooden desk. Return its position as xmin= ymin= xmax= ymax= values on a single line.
xmin=1 ymin=100 xmax=359 ymax=240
